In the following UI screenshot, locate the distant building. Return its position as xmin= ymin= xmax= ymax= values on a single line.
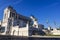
xmin=51 ymin=28 xmax=60 ymax=35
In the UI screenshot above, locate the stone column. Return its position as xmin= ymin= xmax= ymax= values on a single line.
xmin=26 ymin=21 xmax=29 ymax=28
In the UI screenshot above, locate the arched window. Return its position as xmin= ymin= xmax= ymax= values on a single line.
xmin=13 ymin=30 xmax=15 ymax=35
xmin=0 ymin=27 xmax=5 ymax=33
xmin=4 ymin=14 xmax=6 ymax=19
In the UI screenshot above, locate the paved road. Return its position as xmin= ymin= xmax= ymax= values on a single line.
xmin=0 ymin=35 xmax=60 ymax=40
xmin=29 ymin=35 xmax=60 ymax=38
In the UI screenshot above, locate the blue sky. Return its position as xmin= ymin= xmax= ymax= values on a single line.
xmin=0 ymin=0 xmax=60 ymax=28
